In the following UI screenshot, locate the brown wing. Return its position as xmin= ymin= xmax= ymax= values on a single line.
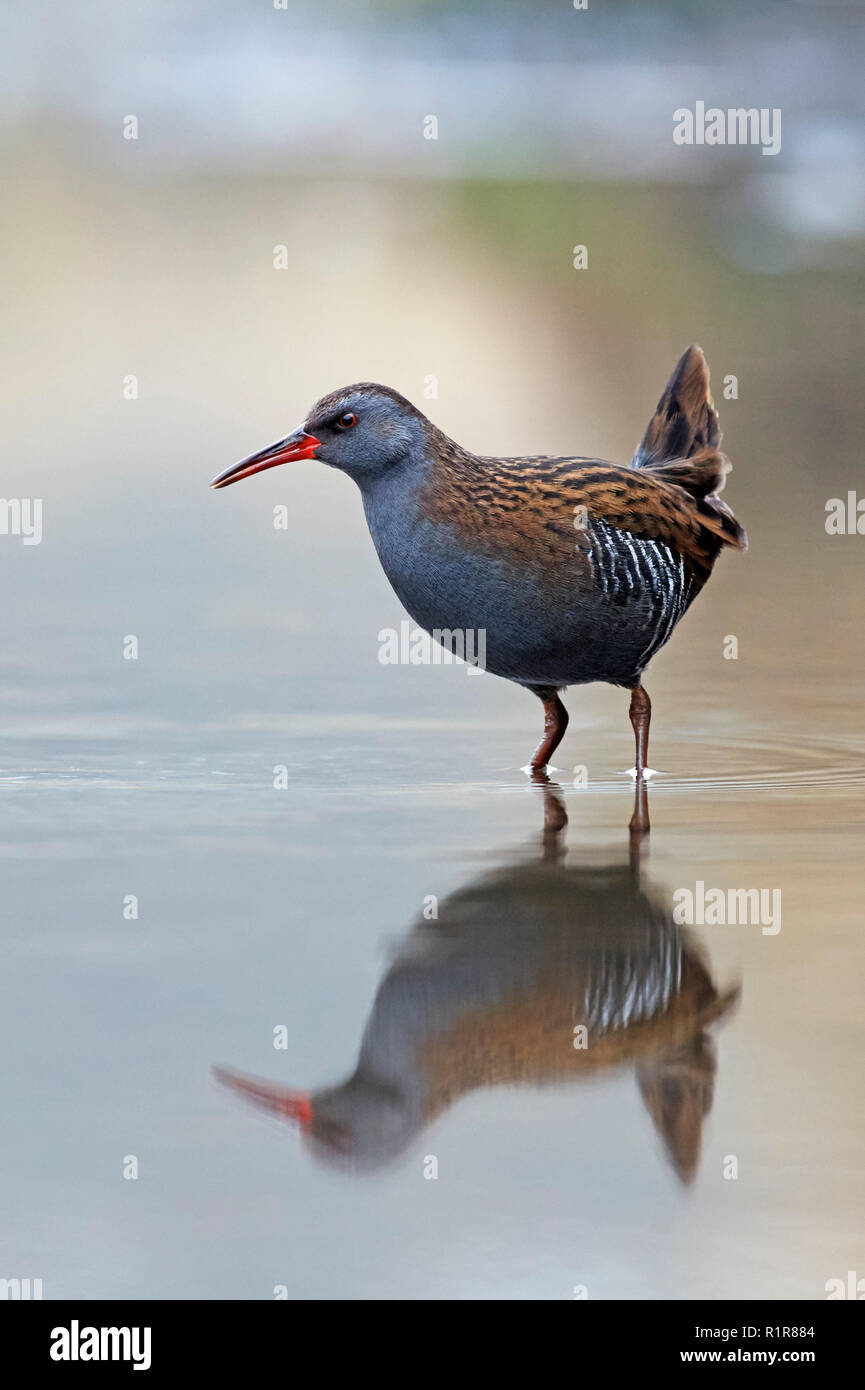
xmin=569 ymin=455 xmax=746 ymax=588
xmin=421 ymin=448 xmax=745 ymax=590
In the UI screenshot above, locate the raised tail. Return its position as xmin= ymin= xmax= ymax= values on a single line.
xmin=632 ymin=344 xmax=720 ymax=468
xmin=633 ymin=345 xmax=746 ymax=552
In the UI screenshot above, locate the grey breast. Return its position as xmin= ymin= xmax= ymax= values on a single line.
xmin=361 ymin=473 xmax=693 ymax=688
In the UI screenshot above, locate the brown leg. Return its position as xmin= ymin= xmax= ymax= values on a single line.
xmin=629 ymin=684 xmax=652 ymax=774
xmin=630 ymin=775 xmax=650 ymax=843
xmin=529 ymin=688 xmax=569 ymax=771
xmin=529 ymin=769 xmax=568 ymax=858
xmin=628 ymin=684 xmax=652 ymax=836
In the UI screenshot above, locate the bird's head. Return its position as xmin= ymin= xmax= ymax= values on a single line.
xmin=213 ymin=1065 xmax=416 ymax=1172
xmin=210 ymin=383 xmax=430 ymax=491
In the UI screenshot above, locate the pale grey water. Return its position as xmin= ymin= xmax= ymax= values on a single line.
xmin=2 ymin=706 xmax=863 ymax=1299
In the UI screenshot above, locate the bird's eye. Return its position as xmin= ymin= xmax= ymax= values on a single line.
xmin=337 ymin=412 xmax=356 ymax=431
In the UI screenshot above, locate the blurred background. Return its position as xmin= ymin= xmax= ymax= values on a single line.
xmin=1 ymin=0 xmax=863 ymax=1300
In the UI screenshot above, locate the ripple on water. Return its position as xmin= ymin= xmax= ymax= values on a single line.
xmin=0 ymin=729 xmax=863 ymax=800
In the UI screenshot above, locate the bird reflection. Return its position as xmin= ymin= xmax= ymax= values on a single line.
xmin=215 ymin=779 xmax=738 ymax=1183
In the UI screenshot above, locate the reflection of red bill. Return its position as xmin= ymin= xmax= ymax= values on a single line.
xmin=213 ymin=1066 xmax=313 ymax=1127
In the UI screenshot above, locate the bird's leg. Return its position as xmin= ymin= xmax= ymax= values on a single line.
xmin=629 ymin=684 xmax=652 ymax=774
xmin=529 ymin=769 xmax=568 ymax=858
xmin=630 ymin=776 xmax=650 ymax=844
xmin=628 ymin=684 xmax=652 ymax=836
xmin=529 ymin=688 xmax=569 ymax=772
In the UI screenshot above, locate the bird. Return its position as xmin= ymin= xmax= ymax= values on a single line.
xmin=214 ymin=780 xmax=739 ymax=1182
xmin=211 ymin=345 xmax=745 ymax=823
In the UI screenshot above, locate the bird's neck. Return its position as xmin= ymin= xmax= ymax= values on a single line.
xmin=359 ymin=426 xmax=483 ymax=521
